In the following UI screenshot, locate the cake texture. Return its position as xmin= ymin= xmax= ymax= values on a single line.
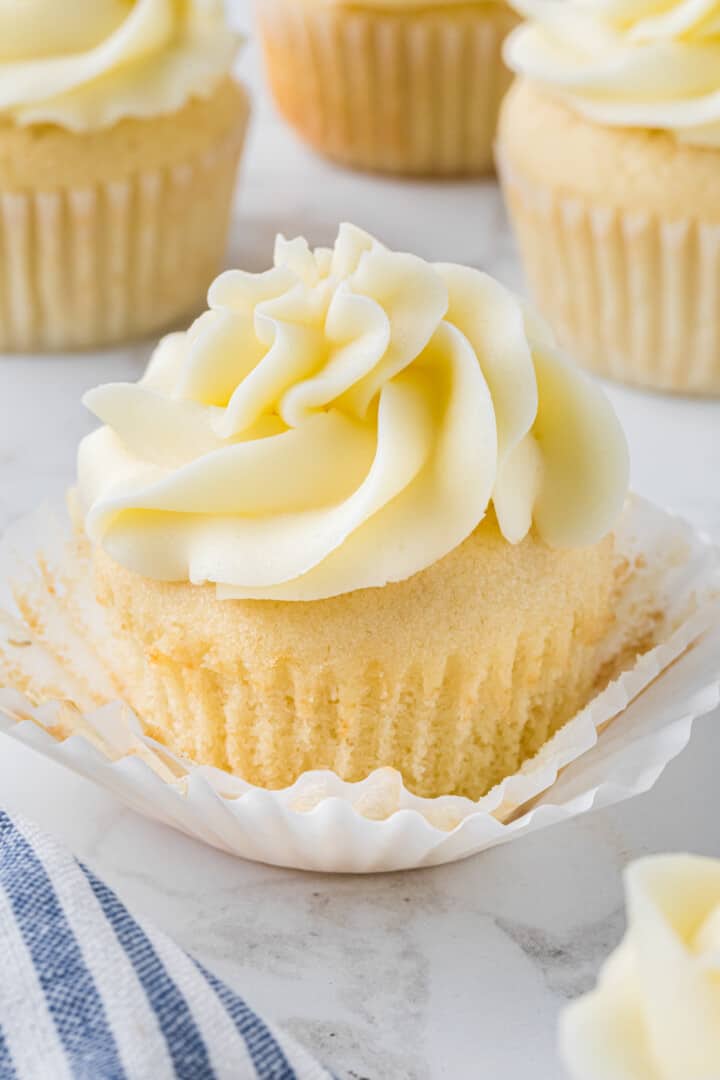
xmin=92 ymin=517 xmax=618 ymax=800
xmin=0 ymin=1 xmax=249 ymax=352
xmin=257 ymin=0 xmax=518 ymax=176
xmin=498 ymin=0 xmax=720 ymax=395
xmin=77 ymin=224 xmax=630 ymax=800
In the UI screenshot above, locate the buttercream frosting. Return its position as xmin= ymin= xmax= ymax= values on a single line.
xmin=78 ymin=223 xmax=628 ymax=601
xmin=505 ymin=0 xmax=720 ymax=146
xmin=0 ymin=0 xmax=239 ymax=131
xmin=561 ymin=855 xmax=720 ymax=1080
xmin=322 ymin=0 xmax=502 ymax=7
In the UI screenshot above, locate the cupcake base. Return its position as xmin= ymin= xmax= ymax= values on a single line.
xmin=91 ymin=517 xmax=621 ymax=801
xmin=258 ymin=0 xmax=518 ymax=176
xmin=0 ymin=79 xmax=250 ymax=353
xmin=498 ymin=80 xmax=720 ymax=395
xmin=1 ymin=496 xmax=716 ymax=869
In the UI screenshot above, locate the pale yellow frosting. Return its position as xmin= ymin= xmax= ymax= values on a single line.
xmin=0 ymin=0 xmax=239 ymax=132
xmin=505 ymin=0 xmax=720 ymax=146
xmin=312 ymin=0 xmax=501 ymax=7
xmin=561 ymin=855 xmax=720 ymax=1080
xmin=78 ymin=224 xmax=628 ymax=602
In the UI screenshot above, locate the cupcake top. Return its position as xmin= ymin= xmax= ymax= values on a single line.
xmin=0 ymin=0 xmax=239 ymax=131
xmin=505 ymin=0 xmax=720 ymax=146
xmin=78 ymin=224 xmax=628 ymax=602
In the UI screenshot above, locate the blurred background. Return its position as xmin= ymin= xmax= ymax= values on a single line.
xmin=2 ymin=0 xmax=718 ymax=542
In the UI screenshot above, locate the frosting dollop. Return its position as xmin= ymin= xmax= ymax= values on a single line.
xmin=561 ymin=855 xmax=720 ymax=1080
xmin=505 ymin=0 xmax=720 ymax=146
xmin=0 ymin=0 xmax=239 ymax=131
xmin=78 ymin=224 xmax=628 ymax=602
xmin=325 ymin=0 xmax=502 ymax=6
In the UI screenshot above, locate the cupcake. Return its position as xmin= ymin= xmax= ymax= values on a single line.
xmin=498 ymin=0 xmax=720 ymax=395
xmin=0 ymin=1 xmax=249 ymax=353
xmin=561 ymin=855 xmax=720 ymax=1080
xmin=256 ymin=0 xmax=519 ymax=176
xmin=76 ymin=223 xmax=629 ymax=801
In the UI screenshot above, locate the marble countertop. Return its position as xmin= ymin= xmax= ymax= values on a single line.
xmin=1 ymin=13 xmax=720 ymax=1079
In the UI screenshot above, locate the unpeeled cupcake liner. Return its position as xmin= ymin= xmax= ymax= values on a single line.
xmin=257 ymin=0 xmax=518 ymax=176
xmin=498 ymin=154 xmax=720 ymax=395
xmin=0 ymin=497 xmax=718 ymax=872
xmin=0 ymin=122 xmax=247 ymax=353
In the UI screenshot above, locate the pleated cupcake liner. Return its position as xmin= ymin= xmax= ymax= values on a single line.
xmin=498 ymin=153 xmax=720 ymax=395
xmin=2 ymin=497 xmax=719 ymax=870
xmin=0 ymin=122 xmax=247 ymax=353
xmin=0 ymin=496 xmax=718 ymax=872
xmin=258 ymin=0 xmax=518 ymax=176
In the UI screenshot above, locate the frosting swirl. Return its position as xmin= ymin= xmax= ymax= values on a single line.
xmin=505 ymin=0 xmax=720 ymax=146
xmin=325 ymin=0 xmax=504 ymax=7
xmin=561 ymin=855 xmax=720 ymax=1080
xmin=78 ymin=224 xmax=628 ymax=602
xmin=0 ymin=0 xmax=239 ymax=131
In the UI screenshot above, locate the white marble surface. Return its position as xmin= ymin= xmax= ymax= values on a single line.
xmin=1 ymin=12 xmax=720 ymax=1079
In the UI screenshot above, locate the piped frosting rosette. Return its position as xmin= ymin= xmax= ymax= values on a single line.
xmin=506 ymin=0 xmax=720 ymax=145
xmin=561 ymin=856 xmax=720 ymax=1079
xmin=0 ymin=0 xmax=239 ymax=130
xmin=78 ymin=224 xmax=628 ymax=602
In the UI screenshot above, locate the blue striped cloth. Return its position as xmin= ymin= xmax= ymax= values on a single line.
xmin=0 ymin=810 xmax=334 ymax=1080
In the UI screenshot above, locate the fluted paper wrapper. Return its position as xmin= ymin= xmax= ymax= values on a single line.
xmin=0 ymin=125 xmax=246 ymax=353
xmin=258 ymin=0 xmax=518 ymax=176
xmin=499 ymin=155 xmax=720 ymax=395
xmin=0 ymin=498 xmax=718 ymax=872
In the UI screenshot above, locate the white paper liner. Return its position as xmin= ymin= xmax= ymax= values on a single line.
xmin=498 ymin=152 xmax=720 ymax=394
xmin=258 ymin=0 xmax=518 ymax=176
xmin=0 ymin=121 xmax=247 ymax=352
xmin=0 ymin=497 xmax=718 ymax=873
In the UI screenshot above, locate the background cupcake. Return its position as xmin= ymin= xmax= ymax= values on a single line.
xmin=256 ymin=0 xmax=519 ymax=176
xmin=0 ymin=0 xmax=250 ymax=353
xmin=76 ymin=223 xmax=630 ymax=802
xmin=561 ymin=855 xmax=720 ymax=1080
xmin=498 ymin=0 xmax=720 ymax=395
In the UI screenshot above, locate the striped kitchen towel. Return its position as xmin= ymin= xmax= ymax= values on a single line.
xmin=0 ymin=809 xmax=334 ymax=1080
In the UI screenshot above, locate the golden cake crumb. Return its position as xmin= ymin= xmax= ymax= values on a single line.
xmin=93 ymin=515 xmax=621 ymax=800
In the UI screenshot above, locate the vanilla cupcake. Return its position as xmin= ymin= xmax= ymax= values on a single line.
xmin=498 ymin=0 xmax=720 ymax=395
xmin=256 ymin=0 xmax=519 ymax=176
xmin=76 ymin=224 xmax=629 ymax=801
xmin=0 ymin=1 xmax=249 ymax=353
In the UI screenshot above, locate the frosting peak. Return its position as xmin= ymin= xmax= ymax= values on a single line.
xmin=78 ymin=224 xmax=629 ymax=601
xmin=0 ymin=0 xmax=239 ymax=131
xmin=561 ymin=855 xmax=720 ymax=1080
xmin=505 ymin=0 xmax=720 ymax=146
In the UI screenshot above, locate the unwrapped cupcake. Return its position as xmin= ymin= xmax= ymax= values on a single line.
xmin=498 ymin=0 xmax=720 ymax=395
xmin=256 ymin=0 xmax=519 ymax=175
xmin=76 ymin=223 xmax=632 ymax=802
xmin=0 ymin=1 xmax=250 ymax=353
